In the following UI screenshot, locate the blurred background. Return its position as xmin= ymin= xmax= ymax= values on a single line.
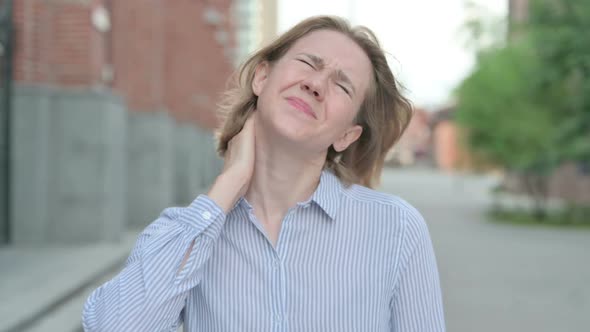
xmin=0 ymin=0 xmax=588 ymax=331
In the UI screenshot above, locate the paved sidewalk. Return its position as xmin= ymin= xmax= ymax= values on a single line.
xmin=0 ymin=232 xmax=137 ymax=332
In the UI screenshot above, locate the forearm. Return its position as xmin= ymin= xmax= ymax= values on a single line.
xmin=82 ymin=196 xmax=226 ymax=331
xmin=207 ymin=171 xmax=249 ymax=214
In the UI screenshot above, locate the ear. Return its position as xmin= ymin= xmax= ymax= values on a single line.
xmin=333 ymin=125 xmax=363 ymax=152
xmin=252 ymin=61 xmax=270 ymax=97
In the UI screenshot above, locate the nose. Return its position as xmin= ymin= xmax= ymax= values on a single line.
xmin=300 ymin=75 xmax=325 ymax=101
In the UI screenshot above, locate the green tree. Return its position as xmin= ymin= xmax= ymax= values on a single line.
xmin=455 ymin=0 xmax=590 ymax=220
xmin=454 ymin=41 xmax=558 ymax=217
xmin=527 ymin=0 xmax=590 ymax=165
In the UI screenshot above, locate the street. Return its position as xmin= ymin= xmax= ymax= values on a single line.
xmin=380 ymin=168 xmax=590 ymax=331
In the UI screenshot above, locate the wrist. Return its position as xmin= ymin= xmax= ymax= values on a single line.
xmin=207 ymin=172 xmax=248 ymax=213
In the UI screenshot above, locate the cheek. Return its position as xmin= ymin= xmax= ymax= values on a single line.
xmin=318 ymin=104 xmax=355 ymax=143
xmin=257 ymin=76 xmax=280 ymax=108
xmin=276 ymin=66 xmax=307 ymax=91
xmin=327 ymin=100 xmax=358 ymax=127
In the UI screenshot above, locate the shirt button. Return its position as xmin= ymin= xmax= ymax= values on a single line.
xmin=201 ymin=211 xmax=212 ymax=220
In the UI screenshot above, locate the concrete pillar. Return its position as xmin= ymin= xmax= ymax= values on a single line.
xmin=11 ymin=84 xmax=126 ymax=245
xmin=126 ymin=111 xmax=175 ymax=229
xmin=174 ymin=124 xmax=221 ymax=206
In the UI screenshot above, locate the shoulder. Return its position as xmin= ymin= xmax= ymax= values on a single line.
xmin=340 ymin=183 xmax=429 ymax=234
xmin=342 ymin=184 xmax=422 ymax=217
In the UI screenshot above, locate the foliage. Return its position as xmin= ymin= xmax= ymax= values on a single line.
xmin=455 ymin=41 xmax=558 ymax=173
xmin=454 ymin=0 xmax=590 ymax=218
xmin=489 ymin=205 xmax=590 ymax=228
xmin=527 ymin=0 xmax=590 ymax=164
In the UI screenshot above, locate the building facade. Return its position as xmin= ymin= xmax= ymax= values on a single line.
xmin=232 ymin=0 xmax=277 ymax=66
xmin=1 ymin=0 xmax=251 ymax=245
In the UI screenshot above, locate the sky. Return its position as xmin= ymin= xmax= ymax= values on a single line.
xmin=278 ymin=0 xmax=508 ymax=110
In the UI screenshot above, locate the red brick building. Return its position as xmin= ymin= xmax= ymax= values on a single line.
xmin=4 ymin=0 xmax=240 ymax=245
xmin=430 ymin=107 xmax=459 ymax=171
xmin=12 ymin=0 xmax=234 ymax=128
xmin=388 ymin=107 xmax=431 ymax=166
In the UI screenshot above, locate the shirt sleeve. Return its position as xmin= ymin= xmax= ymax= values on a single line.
xmin=390 ymin=207 xmax=446 ymax=332
xmin=82 ymin=194 xmax=226 ymax=332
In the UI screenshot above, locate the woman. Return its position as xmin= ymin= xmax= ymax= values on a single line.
xmin=83 ymin=16 xmax=445 ymax=331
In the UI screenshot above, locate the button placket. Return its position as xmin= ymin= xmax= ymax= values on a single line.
xmin=270 ymin=207 xmax=298 ymax=330
xmin=270 ymin=253 xmax=284 ymax=329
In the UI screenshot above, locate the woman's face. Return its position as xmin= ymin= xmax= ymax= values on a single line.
xmin=252 ymin=29 xmax=373 ymax=155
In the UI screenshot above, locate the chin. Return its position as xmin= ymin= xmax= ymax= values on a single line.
xmin=281 ymin=110 xmax=318 ymax=136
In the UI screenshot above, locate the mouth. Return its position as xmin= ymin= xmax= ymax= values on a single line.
xmin=286 ymin=97 xmax=317 ymax=119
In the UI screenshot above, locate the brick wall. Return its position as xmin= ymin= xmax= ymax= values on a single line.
xmin=110 ymin=0 xmax=164 ymax=112
xmin=162 ymin=0 xmax=234 ymax=128
xmin=11 ymin=0 xmax=236 ymax=129
xmin=12 ymin=0 xmax=107 ymax=86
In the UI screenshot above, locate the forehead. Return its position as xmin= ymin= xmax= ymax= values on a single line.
xmin=286 ymin=30 xmax=373 ymax=89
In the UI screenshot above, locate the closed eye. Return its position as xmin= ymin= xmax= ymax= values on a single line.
xmin=337 ymin=83 xmax=350 ymax=96
xmin=297 ymin=59 xmax=315 ymax=69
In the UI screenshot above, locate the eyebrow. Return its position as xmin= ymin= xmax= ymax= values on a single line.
xmin=299 ymin=53 xmax=357 ymax=95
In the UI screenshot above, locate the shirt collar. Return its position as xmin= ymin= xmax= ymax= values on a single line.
xmin=234 ymin=169 xmax=344 ymax=221
xmin=309 ymin=169 xmax=344 ymax=221
xmin=235 ymin=196 xmax=252 ymax=212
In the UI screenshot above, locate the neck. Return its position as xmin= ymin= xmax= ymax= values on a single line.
xmin=244 ymin=125 xmax=325 ymax=223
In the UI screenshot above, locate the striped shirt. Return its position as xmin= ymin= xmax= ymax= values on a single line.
xmin=82 ymin=170 xmax=445 ymax=331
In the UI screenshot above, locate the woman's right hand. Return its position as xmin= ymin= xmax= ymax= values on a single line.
xmin=207 ymin=114 xmax=256 ymax=213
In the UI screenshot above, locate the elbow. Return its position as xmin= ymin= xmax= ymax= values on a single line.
xmin=82 ymin=287 xmax=114 ymax=332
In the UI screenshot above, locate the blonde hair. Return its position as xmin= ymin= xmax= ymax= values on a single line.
xmin=216 ymin=16 xmax=413 ymax=188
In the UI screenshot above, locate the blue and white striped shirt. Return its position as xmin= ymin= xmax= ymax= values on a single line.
xmin=83 ymin=170 xmax=445 ymax=331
